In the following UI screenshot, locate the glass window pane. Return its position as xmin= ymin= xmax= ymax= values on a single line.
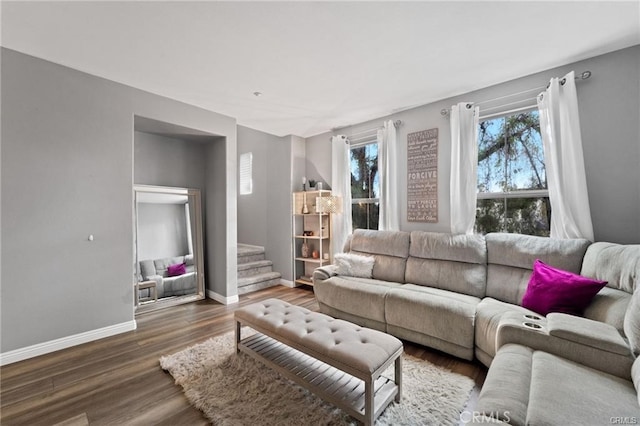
xmin=504 ymin=111 xmax=546 ymax=190
xmin=475 ymin=198 xmax=504 ymax=234
xmin=352 ymin=201 xmax=379 ymax=231
xmin=476 ymin=110 xmax=549 ymax=237
xmin=350 ymin=143 xmax=379 ymax=199
xmin=505 ymin=197 xmax=550 ymax=236
xmin=475 ymin=197 xmax=550 ymax=237
xmin=478 ymin=119 xmax=505 ymax=193
xmin=477 ymin=111 xmax=546 ymax=193
xmin=239 ymin=152 xmax=252 ymax=195
xmin=350 ymin=140 xmax=380 ymax=231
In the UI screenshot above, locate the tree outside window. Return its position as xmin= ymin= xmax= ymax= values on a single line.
xmin=350 ymin=141 xmax=379 ymax=230
xmin=476 ymin=110 xmax=550 ymax=236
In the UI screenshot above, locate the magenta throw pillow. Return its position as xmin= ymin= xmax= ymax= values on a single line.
xmin=521 ymin=259 xmax=607 ymax=316
xmin=167 ymin=263 xmax=186 ymax=277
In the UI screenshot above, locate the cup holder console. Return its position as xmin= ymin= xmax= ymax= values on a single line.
xmin=523 ymin=322 xmax=543 ymax=330
xmin=524 ymin=314 xmax=542 ymax=321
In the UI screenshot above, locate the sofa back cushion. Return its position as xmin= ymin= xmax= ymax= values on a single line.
xmin=348 ymin=229 xmax=410 ymax=283
xmin=485 ymin=233 xmax=590 ymax=305
xmin=581 ymin=242 xmax=640 ymax=294
xmin=139 ymin=259 xmax=157 ymax=280
xmin=406 ymin=231 xmax=487 ymax=297
xmin=154 ymin=256 xmax=186 ymax=278
xmin=581 ymin=242 xmax=639 ymax=332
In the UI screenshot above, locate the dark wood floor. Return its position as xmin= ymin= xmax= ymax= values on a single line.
xmin=1 ymin=285 xmax=487 ymax=425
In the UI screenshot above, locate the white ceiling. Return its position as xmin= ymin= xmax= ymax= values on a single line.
xmin=2 ymin=1 xmax=639 ymax=138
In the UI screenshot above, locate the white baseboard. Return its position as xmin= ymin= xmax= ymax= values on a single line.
xmin=0 ymin=320 xmax=137 ymax=366
xmin=280 ymin=279 xmax=295 ymax=288
xmin=206 ymin=289 xmax=239 ymax=305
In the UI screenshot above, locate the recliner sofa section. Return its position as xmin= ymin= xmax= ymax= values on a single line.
xmin=314 ymin=228 xmax=640 ymax=422
xmin=313 ymin=229 xmax=636 ymax=365
xmin=138 ymin=254 xmax=197 ymax=298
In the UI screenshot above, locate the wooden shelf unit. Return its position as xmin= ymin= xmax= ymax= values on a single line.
xmin=292 ymin=190 xmax=332 ymax=286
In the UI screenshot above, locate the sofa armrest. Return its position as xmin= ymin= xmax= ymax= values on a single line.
xmin=145 ymin=275 xmax=164 ymax=298
xmin=546 ymin=313 xmax=630 ymax=355
xmin=496 ymin=312 xmax=633 ymax=379
xmin=146 ymin=274 xmax=163 ymax=285
xmin=313 ymin=265 xmax=338 ymax=283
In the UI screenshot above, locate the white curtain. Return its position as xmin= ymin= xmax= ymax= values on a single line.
xmin=537 ymin=71 xmax=594 ymax=240
xmin=450 ymin=102 xmax=479 ymax=234
xmin=378 ymin=120 xmax=400 ymax=231
xmin=331 ymin=135 xmax=352 ymax=255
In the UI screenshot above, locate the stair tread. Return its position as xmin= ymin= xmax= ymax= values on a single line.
xmin=237 ymin=244 xmax=265 ymax=256
xmin=238 ymin=271 xmax=282 ymax=286
xmin=237 ymin=259 xmax=273 ymax=271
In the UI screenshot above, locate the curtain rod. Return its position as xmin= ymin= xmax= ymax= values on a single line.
xmin=440 ymin=70 xmax=592 ymax=118
xmin=329 ymin=119 xmax=402 ymax=141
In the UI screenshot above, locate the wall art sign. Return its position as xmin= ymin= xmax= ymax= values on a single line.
xmin=407 ymin=128 xmax=438 ymax=222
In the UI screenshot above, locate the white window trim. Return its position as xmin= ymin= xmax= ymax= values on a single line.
xmin=477 ymin=189 xmax=549 ymax=200
xmin=352 ymin=197 xmax=380 ymax=203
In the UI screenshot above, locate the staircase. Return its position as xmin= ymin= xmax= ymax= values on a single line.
xmin=237 ymin=244 xmax=282 ymax=294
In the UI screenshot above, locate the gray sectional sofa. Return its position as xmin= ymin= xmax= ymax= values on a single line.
xmin=313 ymin=229 xmax=640 ymax=423
xmin=138 ymin=254 xmax=197 ymax=298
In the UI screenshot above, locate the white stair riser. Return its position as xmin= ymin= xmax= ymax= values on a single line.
xmin=238 ymin=253 xmax=266 ymax=264
xmin=238 ymin=265 xmax=274 ymax=278
xmin=237 ymin=278 xmax=281 ymax=295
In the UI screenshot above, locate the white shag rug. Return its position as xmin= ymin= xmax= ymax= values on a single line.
xmin=160 ymin=330 xmax=474 ymax=425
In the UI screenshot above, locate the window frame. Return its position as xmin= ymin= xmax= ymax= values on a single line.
xmin=475 ymin=108 xmax=550 ymax=235
xmin=349 ymin=136 xmax=380 ymax=231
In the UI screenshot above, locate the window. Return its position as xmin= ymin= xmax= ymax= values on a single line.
xmin=350 ymin=139 xmax=379 ymax=230
xmin=239 ymin=152 xmax=253 ymax=195
xmin=475 ymin=110 xmax=550 ymax=236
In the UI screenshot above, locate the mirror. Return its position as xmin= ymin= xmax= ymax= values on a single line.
xmin=133 ymin=185 xmax=205 ymax=313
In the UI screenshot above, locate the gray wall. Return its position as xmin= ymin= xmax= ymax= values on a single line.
xmin=236 ymin=126 xmax=297 ymax=281
xmin=137 ymin=203 xmax=189 ymax=260
xmin=134 ymin=131 xmax=207 ymax=190
xmin=1 ymin=48 xmax=237 ymax=353
xmin=237 ymin=126 xmax=278 ymax=247
xmin=306 ymin=45 xmax=640 ymax=244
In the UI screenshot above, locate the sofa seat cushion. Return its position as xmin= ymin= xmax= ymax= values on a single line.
xmin=475 ymin=297 xmax=538 ymax=366
xmin=164 ymin=271 xmax=197 ymax=296
xmin=475 ymin=344 xmax=639 ymax=425
xmin=474 ymin=344 xmax=532 ymax=425
xmin=312 ymin=276 xmax=402 ymax=324
xmin=385 ymin=284 xmax=480 ymax=351
xmin=527 ymin=350 xmax=638 ymax=425
xmin=633 ymin=357 xmax=640 ymax=407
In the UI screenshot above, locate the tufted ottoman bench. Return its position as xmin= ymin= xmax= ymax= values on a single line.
xmin=235 ymin=298 xmax=403 ymax=425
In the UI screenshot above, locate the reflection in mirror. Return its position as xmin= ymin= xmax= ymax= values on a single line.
xmin=134 ymin=185 xmax=205 ymax=313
